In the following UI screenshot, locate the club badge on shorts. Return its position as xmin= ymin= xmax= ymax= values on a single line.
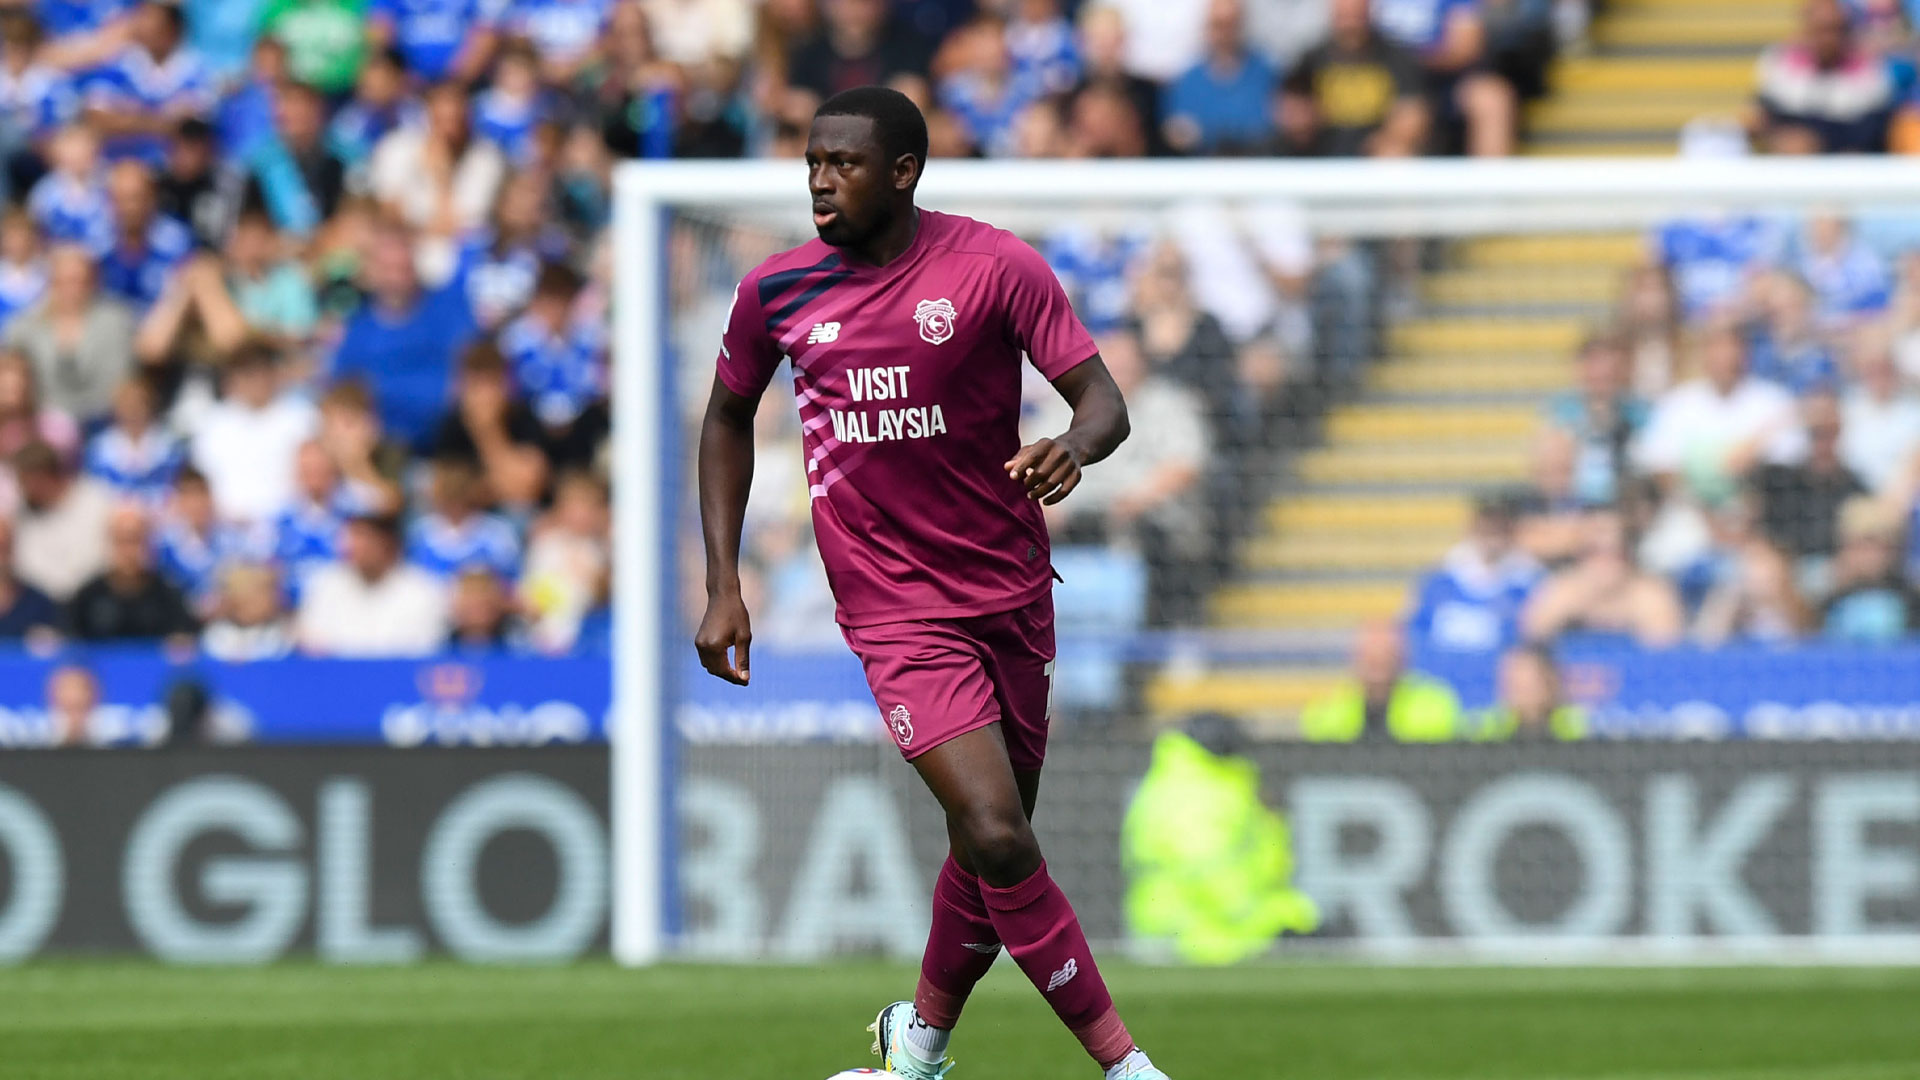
xmin=888 ymin=704 xmax=914 ymax=747
xmin=914 ymin=298 xmax=957 ymax=345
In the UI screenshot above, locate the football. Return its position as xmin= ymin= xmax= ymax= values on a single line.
xmin=823 ymin=1071 xmax=903 ymax=1079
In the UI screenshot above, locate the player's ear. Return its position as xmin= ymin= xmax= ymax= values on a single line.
xmin=892 ymin=152 xmax=921 ymax=192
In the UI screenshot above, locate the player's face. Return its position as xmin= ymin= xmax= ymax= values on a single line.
xmin=805 ymin=115 xmax=898 ymax=248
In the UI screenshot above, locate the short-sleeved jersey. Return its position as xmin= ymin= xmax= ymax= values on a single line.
xmin=717 ymin=210 xmax=1098 ymax=627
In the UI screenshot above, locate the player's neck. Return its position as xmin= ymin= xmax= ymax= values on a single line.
xmin=844 ymin=206 xmax=921 ymax=269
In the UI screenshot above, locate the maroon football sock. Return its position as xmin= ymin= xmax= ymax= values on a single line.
xmin=979 ymin=860 xmax=1134 ymax=1069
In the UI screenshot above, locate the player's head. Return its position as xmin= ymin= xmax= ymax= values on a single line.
xmin=807 ymin=86 xmax=928 ymax=248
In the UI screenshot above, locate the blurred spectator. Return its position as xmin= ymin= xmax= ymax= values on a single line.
xmin=368 ymin=82 xmax=505 ymax=281
xmin=184 ymin=0 xmax=267 ymax=81
xmin=315 ymin=379 xmax=407 ymax=513
xmin=1480 ymin=0 xmax=1557 ymax=102
xmin=219 ymin=206 xmax=317 ymax=347
xmin=154 ymin=465 xmax=268 ymax=616
xmin=938 ymin=13 xmax=1040 ymax=158
xmin=430 ymin=340 xmax=549 ymax=509
xmin=0 ymin=349 xmax=80 ymax=480
xmin=65 ymin=502 xmax=196 ymax=642
xmin=158 ymin=118 xmax=232 ymax=246
xmin=368 ymin=0 xmax=501 ymax=85
xmin=1753 ymin=0 xmax=1893 ymax=154
xmin=1071 ymin=4 xmax=1166 ymax=157
xmin=328 ymin=47 xmax=417 ymax=168
xmin=406 ymin=456 xmax=522 ymax=581
xmin=272 ymin=439 xmax=352 ymax=598
xmin=0 ymin=209 xmax=48 ymax=330
xmin=1280 ymin=0 xmax=1428 ymax=157
xmin=1841 ymin=330 xmax=1920 ymax=492
xmin=201 ymin=561 xmax=293 ymax=660
xmin=83 ymin=373 xmax=180 ymax=506
xmin=1650 ymin=213 xmax=1786 ymax=323
xmin=96 ymin=158 xmax=191 ymax=308
xmin=1796 ymin=215 xmax=1890 ymax=331
xmin=1819 ymin=495 xmax=1920 ymax=642
xmin=641 ymin=0 xmax=754 ymax=70
xmin=331 ymin=222 xmax=480 ymax=450
xmin=520 ymin=467 xmax=608 ymax=652
xmin=83 ymin=1 xmax=216 ymax=166
xmin=1406 ymin=491 xmax=1541 ymax=657
xmin=1102 ymin=0 xmax=1205 ymax=83
xmin=1300 ymin=620 xmax=1463 ymax=741
xmin=11 ymin=439 xmax=112 ymax=601
xmin=5 ymin=244 xmax=137 ymax=423
xmin=188 ymin=339 xmax=316 ymax=523
xmin=1064 ymin=77 xmax=1149 ymax=156
xmin=445 ymin=564 xmax=522 ymax=651
xmin=1372 ymin=0 xmax=1516 ymax=156
xmin=1515 ymin=429 xmax=1588 ymax=564
xmin=1522 ymin=507 xmax=1685 ymax=647
xmin=0 ymin=13 xmax=77 ymax=204
xmin=1544 ymin=329 xmax=1647 ymax=507
xmin=1040 ymin=328 xmax=1208 ymax=626
xmin=0 ymin=516 xmax=58 ymax=642
xmin=260 ymin=0 xmax=368 ymax=97
xmin=785 ymin=0 xmax=938 ymax=104
xmin=44 ymin=664 xmax=103 ymax=747
xmin=297 ymin=511 xmax=447 ymax=656
xmin=476 ymin=37 xmax=551 ymax=165
xmin=1753 ymin=391 xmax=1865 ymax=562
xmin=1743 ymin=269 xmax=1835 ymax=393
xmin=1473 ymin=643 xmax=1588 ymax=740
xmin=216 ymin=37 xmax=286 ymax=162
xmin=499 ymin=260 xmax=607 ymax=437
xmin=27 ymin=124 xmax=109 ymax=251
xmin=584 ymin=2 xmax=684 ymax=159
xmin=1695 ymin=535 xmax=1811 ymax=645
xmin=1004 ymin=0 xmax=1079 ymax=96
xmin=456 ymin=171 xmax=571 ymax=330
xmin=1120 ymin=714 xmax=1319 ymax=964
xmin=1616 ymin=265 xmax=1682 ymax=397
xmin=1634 ymin=323 xmax=1807 ymax=568
xmin=244 ymin=80 xmax=349 ymax=236
xmin=1161 ymin=0 xmax=1275 ymax=156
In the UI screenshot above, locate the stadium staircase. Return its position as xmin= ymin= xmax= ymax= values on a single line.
xmin=1146 ymin=0 xmax=1792 ymax=731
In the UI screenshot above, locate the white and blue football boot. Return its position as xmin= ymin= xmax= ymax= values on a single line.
xmin=867 ymin=1001 xmax=953 ymax=1080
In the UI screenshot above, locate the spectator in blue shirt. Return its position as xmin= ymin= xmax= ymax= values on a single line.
xmin=243 ymin=80 xmax=348 ymax=235
xmin=0 ymin=13 xmax=78 ymax=202
xmin=499 ymin=0 xmax=609 ymax=82
xmin=83 ymin=373 xmax=180 ymax=506
xmin=1407 ymin=491 xmax=1543 ymax=657
xmin=368 ymin=0 xmax=504 ymax=84
xmin=1745 ymin=269 xmax=1839 ymax=393
xmin=183 ymin=0 xmax=265 ymax=83
xmin=1796 ymin=214 xmax=1891 ymax=329
xmin=82 ymin=1 xmax=216 ymax=165
xmin=27 ymin=123 xmax=111 ymax=251
xmin=1006 ymin=0 xmax=1078 ymax=97
xmin=1371 ymin=0 xmax=1516 ymax=155
xmin=407 ymin=455 xmax=522 ymax=581
xmin=1163 ymin=0 xmax=1277 ymax=156
xmin=497 ymin=261 xmax=603 ymax=433
xmin=938 ymin=13 xmax=1043 ymax=157
xmin=455 ymin=170 xmax=571 ymax=330
xmin=96 ymin=158 xmax=191 ymax=308
xmin=0 ymin=208 xmax=47 ymax=331
xmin=1652 ymin=213 xmax=1788 ymax=320
xmin=274 ymin=438 xmax=369 ymax=601
xmin=154 ymin=464 xmax=272 ymax=617
xmin=327 ymin=47 xmax=417 ymax=167
xmin=473 ymin=37 xmax=548 ymax=164
xmin=331 ymin=222 xmax=479 ymax=450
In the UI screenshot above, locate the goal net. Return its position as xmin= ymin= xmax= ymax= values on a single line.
xmin=612 ymin=158 xmax=1920 ymax=965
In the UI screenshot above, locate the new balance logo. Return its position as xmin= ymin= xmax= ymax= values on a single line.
xmin=1045 ymin=958 xmax=1078 ymax=992
xmin=806 ymin=321 xmax=841 ymax=344
xmin=961 ymin=942 xmax=1002 ymax=955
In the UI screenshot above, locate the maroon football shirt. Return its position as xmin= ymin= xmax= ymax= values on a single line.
xmin=716 ymin=209 xmax=1098 ymax=627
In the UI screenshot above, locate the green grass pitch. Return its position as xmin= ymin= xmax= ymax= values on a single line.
xmin=4 ymin=961 xmax=1919 ymax=1079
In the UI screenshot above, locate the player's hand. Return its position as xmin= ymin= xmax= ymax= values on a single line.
xmin=1004 ymin=437 xmax=1084 ymax=505
xmin=694 ymin=594 xmax=752 ymax=685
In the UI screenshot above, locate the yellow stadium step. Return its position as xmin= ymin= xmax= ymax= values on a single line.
xmin=1373 ymin=358 xmax=1572 ymax=394
xmin=1456 ymin=233 xmax=1643 ymax=269
xmin=1146 ymin=668 xmax=1346 ymax=719
xmin=1212 ymin=581 xmax=1408 ymax=628
xmin=1424 ymin=265 xmax=1622 ymax=306
xmin=1389 ymin=318 xmax=1585 ymax=357
xmin=1328 ymin=403 xmax=1541 ymax=444
xmin=1553 ymin=57 xmax=1755 ymax=94
xmin=1608 ymin=0 xmax=1794 ymax=10
xmin=1593 ymin=15 xmax=1793 ymax=49
xmin=1243 ymin=531 xmax=1455 ymax=574
xmin=1297 ymin=445 xmax=1532 ymax=486
xmin=1523 ymin=139 xmax=1679 ymax=157
xmin=1528 ymin=96 xmax=1746 ymax=134
xmin=1267 ymin=493 xmax=1469 ymax=534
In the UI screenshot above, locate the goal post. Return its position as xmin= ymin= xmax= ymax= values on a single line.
xmin=611 ymin=156 xmax=1920 ymax=966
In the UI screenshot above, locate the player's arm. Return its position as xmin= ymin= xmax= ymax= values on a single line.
xmin=1007 ymin=356 xmax=1130 ymax=505
xmin=694 ymin=376 xmax=760 ymax=685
